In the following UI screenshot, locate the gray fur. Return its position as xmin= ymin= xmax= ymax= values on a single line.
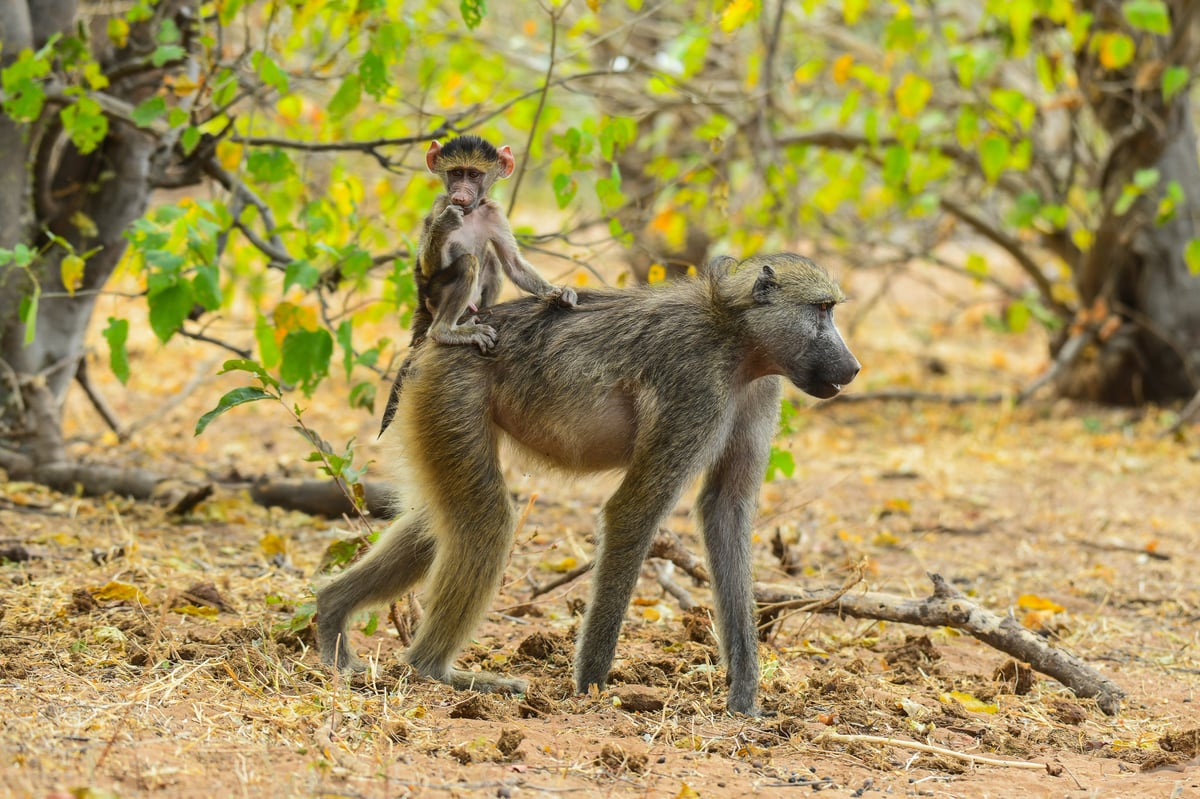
xmin=319 ymin=252 xmax=860 ymax=715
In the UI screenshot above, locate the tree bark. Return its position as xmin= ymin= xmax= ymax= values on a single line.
xmin=1061 ymin=0 xmax=1200 ymax=403
xmin=0 ymin=2 xmax=195 ymax=461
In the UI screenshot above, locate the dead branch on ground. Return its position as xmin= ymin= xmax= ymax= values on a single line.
xmin=757 ymin=572 xmax=1124 ymax=715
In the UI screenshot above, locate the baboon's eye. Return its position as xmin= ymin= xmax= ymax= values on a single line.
xmin=816 ymin=301 xmax=835 ymax=313
xmin=468 ymin=169 xmax=482 ymax=180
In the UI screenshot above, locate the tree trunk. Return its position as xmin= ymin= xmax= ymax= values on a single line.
xmin=1061 ymin=0 xmax=1200 ymax=404
xmin=0 ymin=1 xmax=215 ymax=504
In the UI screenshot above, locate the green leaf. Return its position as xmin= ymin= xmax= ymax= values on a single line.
xmin=192 ymin=264 xmax=221 ymax=310
xmin=337 ymin=320 xmax=354 ymax=380
xmin=284 ymin=259 xmax=321 ymax=292
xmin=247 ymin=148 xmax=294 ymax=183
xmin=18 ymin=286 xmax=39 ymax=346
xmin=552 ymin=173 xmax=577 ymax=209
xmin=180 ymin=126 xmax=201 ymax=154
xmin=195 ymin=386 xmax=274 ymax=436
xmin=253 ymin=52 xmax=290 ymax=94
xmin=280 ymin=329 xmax=333 ymax=394
xmin=102 ymin=317 xmax=130 ymax=385
xmin=1123 ymin=0 xmax=1171 ymax=34
xmin=151 ymin=44 xmax=186 ymax=67
xmin=328 ymin=74 xmax=362 ymax=120
xmin=882 ymin=146 xmax=909 ymax=189
xmin=979 ymin=134 xmax=1009 ymax=183
xmin=1006 ymin=299 xmax=1030 ymax=333
xmin=1184 ymin=239 xmax=1200 ymax=274
xmin=255 ymin=317 xmax=282 ymax=370
xmin=349 ymin=381 xmax=376 ymax=411
xmin=219 ymin=358 xmax=280 ymax=390
xmin=147 ymin=282 xmax=193 ymax=343
xmin=1162 ymin=66 xmax=1189 ymax=101
xmin=131 ymin=96 xmax=167 ymax=127
xmin=362 ymin=611 xmax=379 ymax=636
xmin=766 ymin=447 xmax=795 ymax=481
xmin=460 ymin=0 xmax=487 ymax=29
xmin=60 ymin=96 xmax=109 ymax=155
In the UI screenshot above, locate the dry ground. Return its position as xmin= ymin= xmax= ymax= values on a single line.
xmin=2 ymin=260 xmax=1199 ymax=798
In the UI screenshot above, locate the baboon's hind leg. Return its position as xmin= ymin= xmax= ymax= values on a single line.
xmin=316 ymin=509 xmax=435 ymax=671
xmin=403 ymin=423 xmax=524 ymax=694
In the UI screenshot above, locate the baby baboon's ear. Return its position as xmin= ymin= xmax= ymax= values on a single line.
xmin=751 ymin=265 xmax=780 ymax=304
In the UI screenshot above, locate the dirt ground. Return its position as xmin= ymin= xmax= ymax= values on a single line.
xmin=2 ymin=261 xmax=1199 ymax=799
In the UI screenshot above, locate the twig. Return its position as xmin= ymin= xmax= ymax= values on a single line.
xmin=507 ymin=4 xmax=559 ymax=217
xmin=817 ymin=732 xmax=1050 ymax=771
xmin=1016 ymin=329 xmax=1092 ymax=405
xmin=651 ymin=560 xmax=696 ymax=610
xmin=74 ymin=358 xmax=123 ymax=438
xmin=821 ymin=389 xmax=1007 ymax=406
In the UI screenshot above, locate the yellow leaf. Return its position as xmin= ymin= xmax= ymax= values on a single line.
xmin=642 ymin=606 xmax=661 ymax=621
xmin=574 ymin=272 xmax=589 ymax=287
xmin=171 ymin=604 xmax=219 ymax=618
xmin=170 ymin=75 xmax=200 ymax=96
xmin=60 ymin=255 xmax=85 ymax=297
xmin=895 ymin=73 xmax=933 ymax=118
xmin=260 ymin=532 xmax=288 ymax=557
xmin=1017 ymin=593 xmax=1064 ymax=612
xmin=843 ymin=0 xmax=867 ymax=24
xmin=91 ymin=581 xmax=150 ymax=605
xmin=273 ymin=302 xmax=319 ymax=334
xmin=831 ymin=54 xmax=854 ymax=85
xmin=676 ymin=782 xmax=701 ymax=799
xmin=646 ymin=264 xmax=667 ymax=284
xmin=719 ymin=0 xmax=757 ymax=33
xmin=107 ymin=18 xmax=130 ymax=48
xmin=215 ymin=140 xmax=243 ymax=171
xmin=883 ymin=497 xmax=911 ymax=513
xmin=940 ymin=690 xmax=998 ymax=714
xmin=71 ymin=211 xmax=99 ymax=238
xmin=541 ymin=556 xmax=578 ymax=573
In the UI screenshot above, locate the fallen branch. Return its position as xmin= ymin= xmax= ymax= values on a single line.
xmin=248 ymin=478 xmax=393 ymax=519
xmin=527 ymin=528 xmax=710 ymax=600
xmin=756 ymin=572 xmax=1124 ymax=715
xmin=817 ymin=732 xmax=1051 ymax=772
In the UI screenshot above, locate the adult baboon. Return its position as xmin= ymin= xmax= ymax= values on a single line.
xmin=319 ymin=252 xmax=860 ymax=715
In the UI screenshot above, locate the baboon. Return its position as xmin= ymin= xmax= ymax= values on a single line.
xmin=379 ymin=135 xmax=577 ymax=436
xmin=319 ymin=252 xmax=861 ymax=715
xmin=413 ymin=135 xmax=577 ymax=350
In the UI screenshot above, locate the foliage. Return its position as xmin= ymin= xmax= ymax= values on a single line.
xmin=4 ymin=0 xmax=1199 ymax=467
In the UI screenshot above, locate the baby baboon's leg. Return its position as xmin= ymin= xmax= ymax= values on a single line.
xmin=574 ymin=431 xmax=711 ymax=695
xmin=403 ymin=426 xmax=523 ymax=693
xmin=317 ymin=509 xmax=436 ymax=671
xmin=695 ymin=380 xmax=781 ymax=716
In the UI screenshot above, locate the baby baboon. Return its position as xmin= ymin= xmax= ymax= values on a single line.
xmin=319 ymin=252 xmax=860 ymax=715
xmin=378 ymin=135 xmax=576 ymax=436
xmin=414 ymin=135 xmax=576 ymax=350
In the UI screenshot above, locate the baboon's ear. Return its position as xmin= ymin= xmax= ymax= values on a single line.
xmin=706 ymin=255 xmax=739 ymax=276
xmin=752 ymin=265 xmax=779 ymax=304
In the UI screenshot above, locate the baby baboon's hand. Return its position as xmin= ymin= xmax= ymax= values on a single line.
xmin=436 ymin=204 xmax=465 ymax=231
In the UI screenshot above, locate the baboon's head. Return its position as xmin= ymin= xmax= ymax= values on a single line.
xmin=737 ymin=253 xmax=861 ymax=398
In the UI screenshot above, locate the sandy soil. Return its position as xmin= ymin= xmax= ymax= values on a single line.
xmin=1 ymin=262 xmax=1199 ymax=799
